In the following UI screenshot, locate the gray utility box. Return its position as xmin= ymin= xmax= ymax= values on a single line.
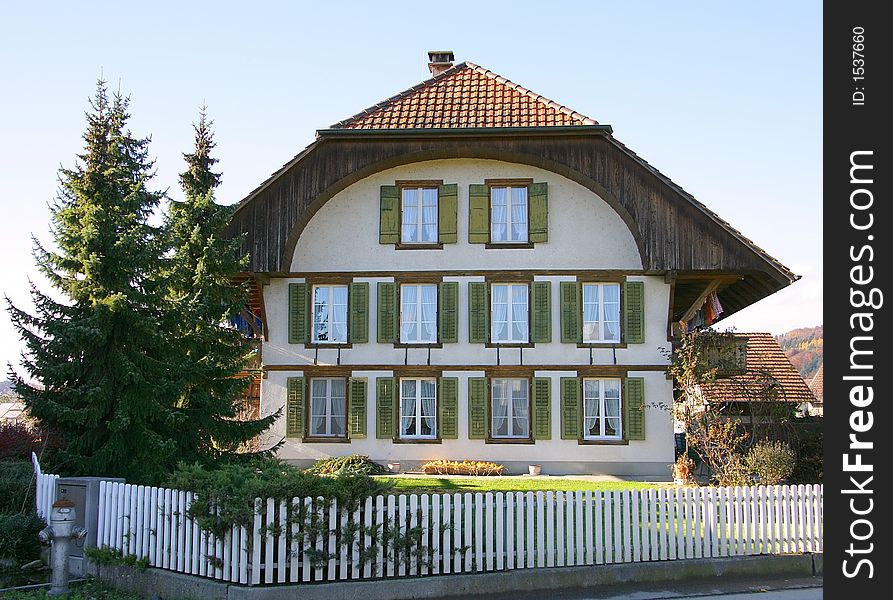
xmin=55 ymin=476 xmax=125 ymax=576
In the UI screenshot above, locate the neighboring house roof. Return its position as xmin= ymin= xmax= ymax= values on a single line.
xmin=808 ymin=363 xmax=823 ymax=404
xmin=701 ymin=333 xmax=817 ymax=404
xmin=329 ymin=62 xmax=598 ymax=130
xmin=1 ymin=398 xmax=27 ymax=423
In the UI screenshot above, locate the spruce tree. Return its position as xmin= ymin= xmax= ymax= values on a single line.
xmin=6 ymin=81 xmax=179 ymax=482
xmin=162 ymin=109 xmax=276 ymax=463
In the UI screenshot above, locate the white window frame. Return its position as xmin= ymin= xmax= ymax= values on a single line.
xmin=399 ymin=378 xmax=437 ymax=439
xmin=490 ymin=185 xmax=529 ymax=243
xmin=490 ymin=377 xmax=530 ymax=439
xmin=582 ymin=283 xmax=621 ymax=343
xmin=312 ymin=284 xmax=348 ymax=344
xmin=490 ymin=282 xmax=529 ymax=344
xmin=399 ymin=283 xmax=439 ymax=344
xmin=308 ymin=378 xmax=347 ymax=438
xmin=582 ymin=378 xmax=623 ymax=440
xmin=401 ymin=186 xmax=439 ymax=244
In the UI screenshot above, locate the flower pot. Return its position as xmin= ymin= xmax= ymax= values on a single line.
xmin=528 ymin=465 xmax=542 ymax=476
xmin=387 ymin=462 xmax=401 ymax=473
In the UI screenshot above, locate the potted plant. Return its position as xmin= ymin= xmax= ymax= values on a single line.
xmin=387 ymin=462 xmax=401 ymax=473
xmin=672 ymin=455 xmax=695 ymax=485
xmin=528 ymin=464 xmax=542 ymax=476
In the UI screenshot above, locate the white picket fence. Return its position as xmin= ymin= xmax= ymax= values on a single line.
xmin=91 ymin=480 xmax=822 ymax=585
xmin=32 ymin=452 xmax=59 ymax=520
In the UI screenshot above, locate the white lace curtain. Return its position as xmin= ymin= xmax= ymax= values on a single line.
xmin=422 ymin=188 xmax=437 ymax=242
xmin=492 ymin=285 xmax=508 ymax=340
xmin=421 ymin=285 xmax=437 ymax=341
xmin=400 ymin=379 xmax=416 ymax=436
xmin=421 ymin=379 xmax=436 ymax=435
xmin=511 ymin=187 xmax=527 ymax=240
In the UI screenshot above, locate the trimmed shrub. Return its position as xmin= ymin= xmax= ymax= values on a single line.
xmin=0 ymin=512 xmax=45 ymax=562
xmin=0 ymin=460 xmax=35 ymax=514
xmin=166 ymin=458 xmax=394 ymax=535
xmin=304 ymin=454 xmax=387 ymax=476
xmin=0 ymin=423 xmax=42 ymax=460
xmin=791 ymin=420 xmax=823 ymax=483
xmin=421 ymin=460 xmax=504 ymax=476
xmin=713 ymin=454 xmax=751 ymax=486
xmin=745 ymin=440 xmax=795 ymax=485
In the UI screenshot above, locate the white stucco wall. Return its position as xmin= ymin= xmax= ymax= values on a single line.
xmin=261 ymin=370 xmax=674 ymax=476
xmin=258 ymin=158 xmax=675 ymax=476
xmin=291 ymin=159 xmax=643 ymax=272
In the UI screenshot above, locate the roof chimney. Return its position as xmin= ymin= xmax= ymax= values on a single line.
xmin=427 ymin=51 xmax=455 ymax=77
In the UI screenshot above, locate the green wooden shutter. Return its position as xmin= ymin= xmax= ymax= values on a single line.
xmin=380 ymin=185 xmax=400 ymax=244
xmin=531 ymin=281 xmax=552 ymax=343
xmin=623 ymin=281 xmax=645 ymax=344
xmin=625 ymin=377 xmax=646 ymax=440
xmin=438 ymin=184 xmax=458 ymax=244
xmin=349 ymin=282 xmax=369 ymax=343
xmin=528 ymin=182 xmax=548 ymax=243
xmin=377 ymin=282 xmax=397 ymax=343
xmin=286 ymin=377 xmax=305 ymax=437
xmin=439 ymin=377 xmax=459 ymax=439
xmin=467 ymin=282 xmax=489 ymax=344
xmin=439 ymin=281 xmax=458 ymax=343
xmin=468 ymin=184 xmax=489 ymax=244
xmin=560 ymin=281 xmax=581 ymax=343
xmin=348 ymin=377 xmax=367 ymax=438
xmin=376 ymin=377 xmax=395 ymax=439
xmin=288 ymin=283 xmax=309 ymax=344
xmin=468 ymin=377 xmax=488 ymax=439
xmin=533 ymin=377 xmax=551 ymax=440
xmin=560 ymin=377 xmax=581 ymax=440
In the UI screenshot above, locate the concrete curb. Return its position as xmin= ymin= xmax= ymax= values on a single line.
xmin=98 ymin=554 xmax=821 ymax=600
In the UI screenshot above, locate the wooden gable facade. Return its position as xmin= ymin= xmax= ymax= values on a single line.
xmin=227 ymin=62 xmax=796 ymax=327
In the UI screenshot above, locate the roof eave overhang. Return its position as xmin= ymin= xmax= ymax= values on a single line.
xmin=316 ymin=125 xmax=614 ymax=139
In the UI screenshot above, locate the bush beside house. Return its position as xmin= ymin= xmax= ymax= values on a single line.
xmin=0 ymin=424 xmax=46 ymax=566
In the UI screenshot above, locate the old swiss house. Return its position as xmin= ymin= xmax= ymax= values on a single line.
xmin=226 ymin=52 xmax=797 ymax=476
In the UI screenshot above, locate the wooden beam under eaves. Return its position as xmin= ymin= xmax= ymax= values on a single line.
xmin=680 ymin=279 xmax=723 ymax=324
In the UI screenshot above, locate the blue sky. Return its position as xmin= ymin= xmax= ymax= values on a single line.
xmin=0 ymin=1 xmax=822 ymax=370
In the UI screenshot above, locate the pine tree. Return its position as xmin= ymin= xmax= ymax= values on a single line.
xmin=162 ymin=109 xmax=276 ymax=464
xmin=6 ymin=81 xmax=179 ymax=482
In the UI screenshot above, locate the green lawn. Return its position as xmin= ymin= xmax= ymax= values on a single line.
xmin=376 ymin=476 xmax=657 ymax=494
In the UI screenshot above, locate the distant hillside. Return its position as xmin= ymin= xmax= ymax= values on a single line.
xmin=0 ymin=379 xmax=14 ymax=395
xmin=776 ymin=326 xmax=823 ymax=380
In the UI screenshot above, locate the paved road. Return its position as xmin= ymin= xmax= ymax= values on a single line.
xmin=462 ymin=576 xmax=822 ymax=599
xmin=688 ymin=590 xmax=821 ymax=600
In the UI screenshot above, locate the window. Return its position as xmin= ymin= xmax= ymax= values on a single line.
xmin=583 ymin=378 xmax=622 ymax=440
xmin=491 ymin=378 xmax=530 ymax=438
xmin=491 ymin=283 xmax=529 ymax=343
xmin=312 ymin=285 xmax=348 ymax=343
xmin=401 ymin=187 xmax=438 ymax=244
xmin=400 ymin=284 xmax=438 ymax=344
xmin=399 ymin=378 xmax=437 ymax=439
xmin=490 ymin=186 xmax=528 ymax=243
xmin=582 ymin=283 xmax=621 ymax=343
xmin=309 ymin=378 xmax=346 ymax=437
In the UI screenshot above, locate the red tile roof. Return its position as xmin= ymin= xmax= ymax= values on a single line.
xmin=808 ymin=364 xmax=823 ymax=404
xmin=329 ymin=62 xmax=597 ymax=130
xmin=701 ymin=333 xmax=817 ymax=404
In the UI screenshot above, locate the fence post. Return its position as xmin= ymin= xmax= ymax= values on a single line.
xmin=338 ymin=501 xmax=349 ymax=581
xmin=494 ymin=492 xmax=504 ymax=571
xmin=555 ymin=491 xmax=565 ymax=567
xmin=362 ymin=496 xmax=373 ymax=579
